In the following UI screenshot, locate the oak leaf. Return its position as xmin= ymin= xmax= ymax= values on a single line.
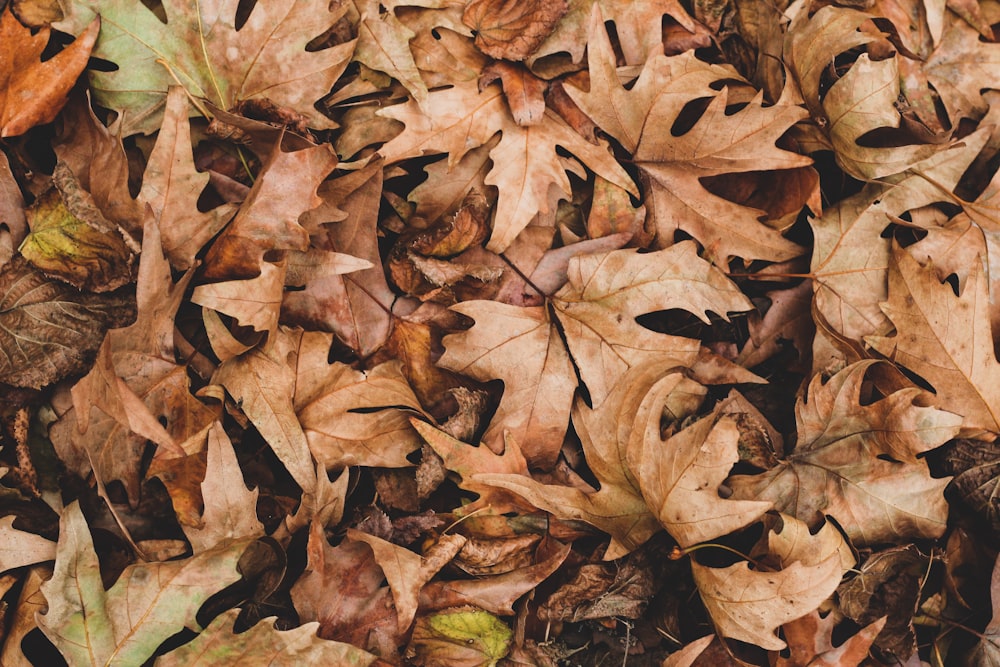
xmin=728 ymin=360 xmax=960 ymax=544
xmin=139 ymin=86 xmax=238 ymax=270
xmin=37 ymin=502 xmax=252 ymax=667
xmin=0 ymin=8 xmax=97 ymax=137
xmin=55 ymin=0 xmax=356 ymax=135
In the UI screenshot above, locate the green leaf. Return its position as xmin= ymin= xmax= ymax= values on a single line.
xmin=408 ymin=608 xmax=512 ymax=667
xmin=55 ymin=0 xmax=357 ymax=135
xmin=37 ymin=502 xmax=252 ymax=666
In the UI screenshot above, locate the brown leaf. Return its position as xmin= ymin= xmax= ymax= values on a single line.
xmin=0 ymin=8 xmax=97 ymax=137
xmin=0 ymin=256 xmax=135 ymax=390
xmin=728 ymin=360 xmax=960 ymax=545
xmin=478 ymin=61 xmax=546 ymax=127
xmin=0 ymin=151 xmax=26 ymax=267
xmin=462 ymin=0 xmax=567 ymax=61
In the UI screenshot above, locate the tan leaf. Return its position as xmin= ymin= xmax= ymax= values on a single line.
xmin=294 ymin=332 xmax=428 ymax=469
xmin=462 ymin=0 xmax=567 ymax=61
xmin=139 ymin=86 xmax=237 ymax=270
xmin=636 ymin=409 xmax=772 ymax=549
xmin=348 ymin=529 xmax=466 ymax=634
xmin=154 ymin=608 xmax=378 ymax=666
xmin=691 ymin=528 xmax=847 ymax=651
xmin=192 ymin=260 xmax=285 ymax=341
xmin=0 ymin=9 xmax=97 ymax=137
xmin=0 ymin=516 xmax=55 ymax=572
xmin=183 ymin=422 xmax=264 ymax=553
xmin=776 ymin=611 xmax=886 ymax=667
xmin=551 ymin=243 xmax=752 ymax=407
xmin=728 ymin=360 xmax=960 ymax=544
xmin=355 ymin=0 xmax=428 ymax=107
xmin=439 ymin=302 xmax=576 ymax=467
xmin=478 ymin=61 xmax=546 ymax=127
xmin=869 ymin=246 xmax=1000 ymax=435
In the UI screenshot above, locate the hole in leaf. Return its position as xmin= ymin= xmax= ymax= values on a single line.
xmin=671 ymin=96 xmax=713 ymax=136
xmin=139 ymin=0 xmax=167 ymax=23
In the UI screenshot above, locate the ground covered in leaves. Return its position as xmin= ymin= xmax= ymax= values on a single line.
xmin=0 ymin=0 xmax=999 ymax=664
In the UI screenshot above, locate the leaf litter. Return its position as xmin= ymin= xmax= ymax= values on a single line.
xmin=0 ymin=0 xmax=999 ymax=664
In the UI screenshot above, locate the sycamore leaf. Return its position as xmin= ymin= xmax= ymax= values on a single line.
xmin=293 ymin=331 xmax=429 ymax=469
xmin=37 ymin=502 xmax=251 ymax=667
xmin=54 ymin=0 xmax=356 ymax=136
xmin=154 ymin=609 xmax=378 ymax=666
xmin=376 ymin=81 xmax=635 ymax=252
xmin=810 ymin=131 xmax=988 ymax=359
xmin=0 ymin=256 xmax=135 ymax=390
xmin=183 ymin=422 xmax=264 ymax=554
xmin=635 ymin=83 xmax=810 ymax=264
xmin=635 ymin=409 xmax=772 ymax=549
xmin=438 ymin=302 xmax=576 ymax=468
xmin=728 ymin=360 xmax=960 ymax=545
xmin=354 ymin=0 xmax=428 ymax=107
xmin=691 ymin=523 xmax=849 ymax=651
xmin=139 ymin=86 xmax=237 ymax=270
xmin=868 ymin=246 xmax=1000 ymax=435
xmin=531 ymin=0 xmax=696 ymax=65
xmin=0 ymin=8 xmax=97 ymax=137
xmin=551 ymin=243 xmax=752 ymax=407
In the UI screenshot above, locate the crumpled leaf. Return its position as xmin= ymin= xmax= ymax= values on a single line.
xmin=55 ymin=0 xmax=356 ymax=135
xmin=0 ymin=256 xmax=135 ymax=389
xmin=0 ymin=8 xmax=98 ymax=137
xmin=407 ymin=607 xmax=512 ymax=667
xmin=462 ymin=0 xmax=567 ymax=61
xmin=728 ymin=360 xmax=961 ymax=545
xmin=21 ymin=162 xmax=136 ymax=292
xmin=37 ymin=502 xmax=251 ymax=667
xmin=154 ymin=608 xmax=378 ymax=666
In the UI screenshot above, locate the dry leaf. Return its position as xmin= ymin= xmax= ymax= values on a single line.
xmin=462 ymin=0 xmax=567 ymax=61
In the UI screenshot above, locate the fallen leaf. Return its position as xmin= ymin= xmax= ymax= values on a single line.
xmin=0 ymin=516 xmax=56 ymax=572
xmin=407 ymin=607 xmax=512 ymax=667
xmin=462 ymin=0 xmax=567 ymax=61
xmin=0 ymin=8 xmax=98 ymax=137
xmin=728 ymin=360 xmax=960 ymax=544
xmin=0 ymin=256 xmax=135 ymax=389
xmin=54 ymin=0 xmax=356 ymax=135
xmin=37 ymin=502 xmax=252 ymax=667
xmin=154 ymin=608 xmax=379 ymax=666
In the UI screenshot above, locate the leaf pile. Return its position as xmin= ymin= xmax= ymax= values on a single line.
xmin=0 ymin=0 xmax=999 ymax=664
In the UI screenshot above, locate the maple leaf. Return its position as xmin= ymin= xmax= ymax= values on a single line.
xmin=691 ymin=514 xmax=852 ymax=651
xmin=531 ymin=0 xmax=697 ymax=66
xmin=438 ymin=301 xmax=576 ymax=468
xmin=55 ymin=0 xmax=356 ymax=136
xmin=809 ymin=130 xmax=989 ymax=364
xmin=0 ymin=8 xmax=98 ymax=137
xmin=37 ymin=502 xmax=252 ymax=667
xmin=550 ymin=242 xmax=752 ymax=407
xmin=154 ymin=608 xmax=379 ymax=666
xmin=634 ymin=408 xmax=772 ymax=549
xmin=868 ymin=245 xmax=1000 ymax=435
xmin=728 ymin=360 xmax=961 ymax=544
xmin=376 ymin=80 xmax=636 ymax=252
